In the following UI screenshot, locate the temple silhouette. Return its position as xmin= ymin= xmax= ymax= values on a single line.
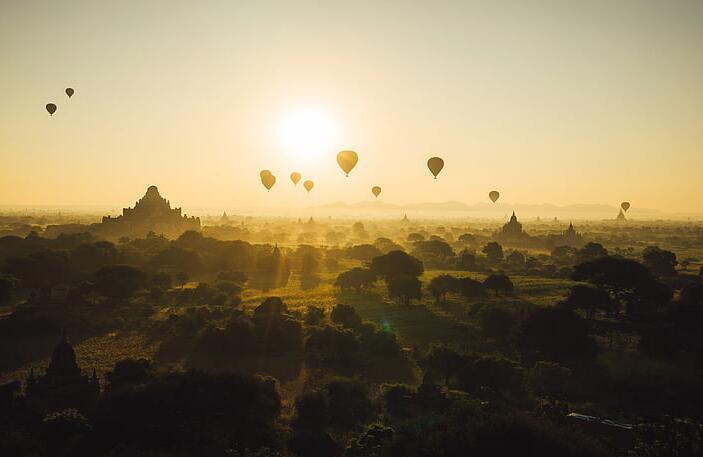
xmin=26 ymin=333 xmax=100 ymax=414
xmin=97 ymin=185 xmax=200 ymax=238
xmin=547 ymin=222 xmax=584 ymax=247
xmin=495 ymin=211 xmax=530 ymax=242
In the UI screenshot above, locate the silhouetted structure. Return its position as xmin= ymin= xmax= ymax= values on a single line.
xmin=616 ymin=209 xmax=627 ymax=221
xmin=545 ymin=222 xmax=584 ymax=248
xmin=497 ymin=211 xmax=528 ymax=240
xmin=98 ymin=185 xmax=200 ymax=238
xmin=25 ymin=333 xmax=99 ymax=414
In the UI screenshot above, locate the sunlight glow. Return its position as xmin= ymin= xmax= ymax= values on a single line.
xmin=277 ymin=109 xmax=337 ymax=160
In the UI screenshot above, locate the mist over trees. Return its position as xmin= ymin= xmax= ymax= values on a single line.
xmin=1 ymin=212 xmax=702 ymax=457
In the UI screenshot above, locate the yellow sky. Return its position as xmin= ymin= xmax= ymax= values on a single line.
xmin=1 ymin=0 xmax=702 ymax=213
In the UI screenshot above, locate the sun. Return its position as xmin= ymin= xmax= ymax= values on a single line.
xmin=277 ymin=108 xmax=337 ymax=160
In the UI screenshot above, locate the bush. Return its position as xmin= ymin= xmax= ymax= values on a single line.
xmin=331 ymin=304 xmax=363 ymax=329
xmin=387 ymin=275 xmax=422 ymax=305
xmin=527 ymin=361 xmax=572 ymax=398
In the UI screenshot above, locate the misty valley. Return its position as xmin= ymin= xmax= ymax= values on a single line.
xmin=1 ymin=186 xmax=702 ymax=457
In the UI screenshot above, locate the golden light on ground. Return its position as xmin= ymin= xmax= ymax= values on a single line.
xmin=276 ymin=108 xmax=337 ymax=161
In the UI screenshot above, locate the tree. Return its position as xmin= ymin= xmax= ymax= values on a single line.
xmin=331 ymin=304 xmax=363 ymax=329
xmin=576 ymin=242 xmax=608 ymax=263
xmin=71 ymin=241 xmax=118 ymax=273
xmin=571 ymin=256 xmax=671 ymax=316
xmin=305 ymin=325 xmax=360 ymax=367
xmin=92 ymin=372 xmax=281 ymax=453
xmin=680 ymin=282 xmax=703 ymax=306
xmin=3 ymin=250 xmax=70 ymax=291
xmin=373 ymin=237 xmax=403 ymax=254
xmin=254 ymin=296 xmax=287 ymax=317
xmin=106 ymin=358 xmax=153 ymax=393
xmin=482 ymin=242 xmax=504 ymax=263
xmin=299 ymin=253 xmax=320 ymax=279
xmin=346 ymin=244 xmax=383 ymax=262
xmin=217 ymin=270 xmax=248 ymax=284
xmin=94 ymin=265 xmax=147 ymax=299
xmin=174 ymin=271 xmax=189 ymax=288
xmin=506 ymin=250 xmax=525 ymax=267
xmin=370 ymin=250 xmax=423 ymax=281
xmin=325 ymin=379 xmax=373 ymax=429
xmin=458 ymin=277 xmax=486 ymax=298
xmin=560 ymin=284 xmax=618 ymax=319
xmin=518 ymin=307 xmax=597 ymax=363
xmin=527 ymin=361 xmax=572 ymax=398
xmin=0 ymin=274 xmax=18 ymax=306
xmin=478 ymin=307 xmax=516 ymax=341
xmin=643 ymin=246 xmax=678 ymax=277
xmin=571 ymin=256 xmax=653 ymax=289
xmin=551 ymin=246 xmax=577 ymax=265
xmin=387 ymin=274 xmax=422 ymax=305
xmin=334 ymin=268 xmax=376 ymax=293
xmin=151 ymin=272 xmax=172 ymax=290
xmin=458 ymin=250 xmax=477 ymax=270
xmin=149 ymin=246 xmax=202 ymax=273
xmin=41 ymin=409 xmax=91 ymax=456
xmin=483 ymin=274 xmax=514 ymax=296
xmin=458 ymin=233 xmax=477 ymax=245
xmin=292 ymin=391 xmax=328 ymax=432
xmin=305 ymin=306 xmax=326 ymax=326
xmin=428 ymin=274 xmax=459 ymax=303
xmin=626 ymin=280 xmax=673 ymax=316
xmin=411 ymin=240 xmax=455 ymax=266
xmin=420 ymin=345 xmax=462 ymax=385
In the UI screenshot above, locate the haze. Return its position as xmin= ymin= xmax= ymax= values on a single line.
xmin=1 ymin=0 xmax=702 ymax=213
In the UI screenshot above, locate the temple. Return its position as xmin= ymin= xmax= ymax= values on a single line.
xmin=547 ymin=222 xmax=584 ymax=247
xmin=97 ymin=185 xmax=200 ymax=238
xmin=26 ymin=333 xmax=100 ymax=414
xmin=496 ymin=211 xmax=528 ymax=240
xmin=616 ymin=209 xmax=627 ymax=221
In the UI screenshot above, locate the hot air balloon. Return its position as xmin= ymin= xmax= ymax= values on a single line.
xmin=336 ymin=150 xmax=358 ymax=177
xmin=65 ymin=88 xmax=74 ymax=98
xmin=261 ymin=173 xmax=276 ymax=191
xmin=46 ymin=103 xmax=57 ymax=116
xmin=621 ymin=202 xmax=630 ymax=212
xmin=290 ymin=172 xmax=301 ymax=185
xmin=372 ymin=186 xmax=382 ymax=198
xmin=260 ymin=169 xmax=272 ymax=179
xmin=303 ymin=180 xmax=314 ymax=192
xmin=427 ymin=157 xmax=444 ymax=179
xmin=489 ymin=191 xmax=500 ymax=203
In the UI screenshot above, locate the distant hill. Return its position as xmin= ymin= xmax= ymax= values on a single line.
xmin=304 ymin=200 xmax=695 ymax=220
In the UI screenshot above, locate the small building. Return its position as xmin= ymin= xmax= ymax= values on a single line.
xmin=26 ymin=333 xmax=100 ymax=414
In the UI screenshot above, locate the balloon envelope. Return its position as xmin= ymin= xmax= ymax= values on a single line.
xmin=261 ymin=173 xmax=276 ymax=191
xmin=65 ymin=88 xmax=74 ymax=98
xmin=260 ymin=169 xmax=272 ymax=179
xmin=290 ymin=172 xmax=301 ymax=185
xmin=372 ymin=186 xmax=382 ymax=198
xmin=303 ymin=180 xmax=314 ymax=192
xmin=427 ymin=157 xmax=444 ymax=179
xmin=46 ymin=103 xmax=57 ymax=116
xmin=489 ymin=191 xmax=500 ymax=203
xmin=621 ymin=202 xmax=631 ymax=212
xmin=336 ymin=150 xmax=358 ymax=176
